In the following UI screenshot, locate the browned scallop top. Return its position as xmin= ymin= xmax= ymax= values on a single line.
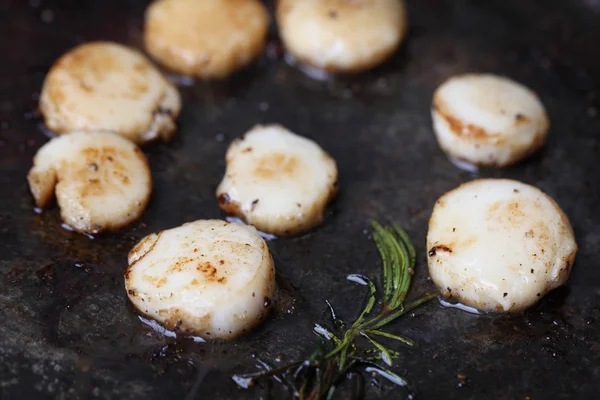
xmin=433 ymin=96 xmax=495 ymax=139
xmin=195 ymin=261 xmax=227 ymax=284
xmin=146 ymin=0 xmax=268 ymax=47
xmin=59 ymin=145 xmax=146 ymax=198
xmin=485 ymin=196 xmax=565 ymax=253
xmin=278 ymin=0 xmax=397 ymax=18
xmin=48 ymin=42 xmax=155 ymax=101
xmin=253 ymin=153 xmax=300 ymax=180
xmin=487 ymin=199 xmax=528 ymax=225
xmin=126 ymin=224 xmax=270 ymax=291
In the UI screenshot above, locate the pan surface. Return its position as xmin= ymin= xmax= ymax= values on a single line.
xmin=1 ymin=0 xmax=599 ymax=398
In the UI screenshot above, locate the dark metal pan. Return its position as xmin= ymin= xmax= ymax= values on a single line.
xmin=1 ymin=0 xmax=599 ymax=398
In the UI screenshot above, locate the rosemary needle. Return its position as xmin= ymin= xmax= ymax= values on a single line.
xmin=232 ymin=221 xmax=436 ymax=399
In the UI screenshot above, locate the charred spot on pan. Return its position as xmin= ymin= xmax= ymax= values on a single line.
xmin=128 ymin=289 xmax=137 ymax=296
xmin=457 ymin=374 xmax=469 ymax=388
xmin=251 ymin=199 xmax=259 ymax=210
xmin=429 ymin=245 xmax=452 ymax=257
xmin=242 ymin=147 xmax=253 ymax=153
xmin=503 ymin=292 xmax=508 ymax=297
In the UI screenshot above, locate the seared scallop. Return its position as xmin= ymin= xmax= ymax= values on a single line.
xmin=39 ymin=41 xmax=181 ymax=144
xmin=125 ymin=220 xmax=276 ymax=340
xmin=27 ymin=131 xmax=152 ymax=234
xmin=427 ymin=179 xmax=577 ymax=312
xmin=144 ymin=0 xmax=269 ymax=79
xmin=216 ymin=124 xmax=338 ymax=236
xmin=432 ymin=74 xmax=549 ymax=167
xmin=276 ymin=0 xmax=407 ymax=73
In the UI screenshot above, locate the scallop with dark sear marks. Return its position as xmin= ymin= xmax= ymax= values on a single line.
xmin=427 ymin=179 xmax=577 ymax=312
xmin=432 ymin=74 xmax=549 ymax=167
xmin=27 ymin=131 xmax=152 ymax=234
xmin=216 ymin=124 xmax=338 ymax=236
xmin=144 ymin=0 xmax=269 ymax=79
xmin=125 ymin=219 xmax=276 ymax=340
xmin=39 ymin=41 xmax=181 ymax=144
xmin=277 ymin=0 xmax=408 ymax=73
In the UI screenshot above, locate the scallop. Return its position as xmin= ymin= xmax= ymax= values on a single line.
xmin=276 ymin=0 xmax=407 ymax=73
xmin=39 ymin=41 xmax=181 ymax=144
xmin=427 ymin=179 xmax=577 ymax=312
xmin=216 ymin=124 xmax=338 ymax=236
xmin=125 ymin=219 xmax=276 ymax=340
xmin=144 ymin=0 xmax=269 ymax=79
xmin=27 ymin=131 xmax=152 ymax=234
xmin=432 ymin=74 xmax=549 ymax=167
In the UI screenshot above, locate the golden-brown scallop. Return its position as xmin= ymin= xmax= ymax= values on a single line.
xmin=39 ymin=41 xmax=181 ymax=144
xmin=276 ymin=0 xmax=407 ymax=73
xmin=125 ymin=219 xmax=276 ymax=340
xmin=27 ymin=131 xmax=152 ymax=234
xmin=144 ymin=0 xmax=269 ymax=79
xmin=432 ymin=74 xmax=550 ymax=167
xmin=216 ymin=124 xmax=338 ymax=236
xmin=427 ymin=179 xmax=577 ymax=312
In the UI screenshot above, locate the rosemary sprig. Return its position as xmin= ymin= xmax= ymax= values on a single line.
xmin=233 ymin=221 xmax=436 ymax=399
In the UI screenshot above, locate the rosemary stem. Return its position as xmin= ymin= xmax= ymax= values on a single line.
xmin=232 ymin=222 xmax=436 ymax=399
xmin=236 ymin=360 xmax=303 ymax=379
xmin=368 ymin=293 xmax=437 ymax=330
